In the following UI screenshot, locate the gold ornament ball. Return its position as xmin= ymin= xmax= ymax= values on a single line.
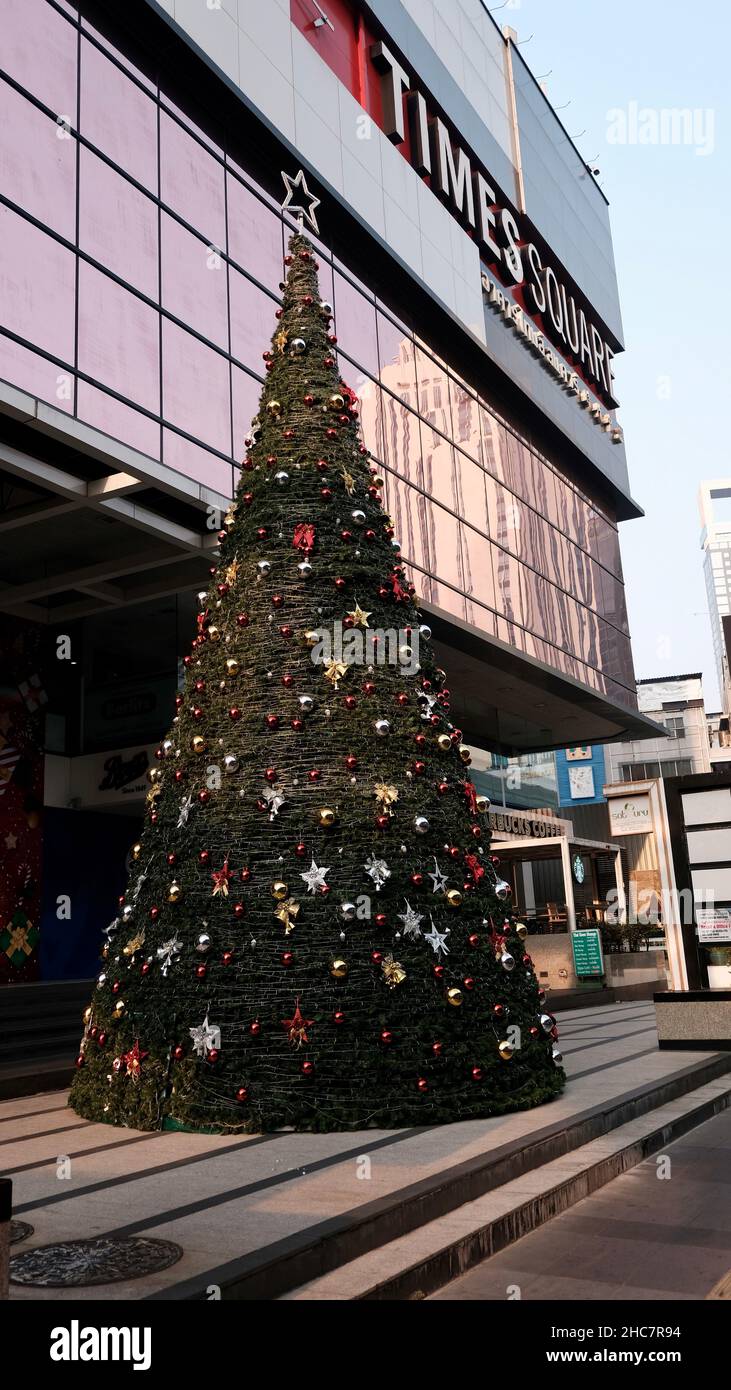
xmin=147 ymin=766 xmax=161 ymax=784
xmin=437 ymin=733 xmax=452 ymax=752
xmin=304 ymin=630 xmax=321 ymax=648
xmin=226 ymin=658 xmax=239 ymax=677
xmin=476 ymin=794 xmax=489 ymax=814
xmin=272 ymin=880 xmax=288 ymax=900
xmin=319 ymin=807 xmax=337 ymax=828
xmin=83 ymin=1006 xmax=92 ymax=1024
xmin=459 ymin=744 xmax=471 ymax=765
xmin=207 ymin=625 xmax=221 ymax=643
xmin=515 ymin=922 xmax=528 ymax=939
xmin=192 ymin=735 xmax=207 ymax=754
xmin=330 ymin=958 xmax=348 ymax=978
xmin=113 ymin=1000 xmax=126 ymax=1017
xmin=224 ymin=511 xmax=236 ymax=533
xmin=446 ymin=888 xmax=463 ymax=909
xmin=167 ymin=880 xmax=183 ymax=903
xmin=498 ymin=1039 xmax=515 ymax=1061
xmin=132 ymin=842 xmax=142 ymax=861
xmin=446 ymin=987 xmax=463 ymax=1007
xmin=266 ymin=398 xmax=282 ymax=416
xmin=329 ymin=392 xmax=344 ymax=410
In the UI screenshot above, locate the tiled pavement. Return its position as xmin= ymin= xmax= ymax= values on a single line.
xmin=1 ymin=1001 xmax=724 ymax=1300
xmin=429 ymin=1105 xmax=731 ymax=1301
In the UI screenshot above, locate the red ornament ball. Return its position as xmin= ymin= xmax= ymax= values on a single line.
xmin=417 ymin=1078 xmax=428 ymax=1093
xmin=236 ymin=1087 xmax=249 ymax=1102
xmin=431 ymin=1041 xmax=443 ymax=1057
xmin=232 ymin=902 xmax=245 ymax=918
xmin=265 ymin=714 xmax=279 ymax=730
xmin=240 ymin=867 xmax=252 ymax=883
xmin=282 ymin=952 xmax=294 ymax=967
xmin=380 ymin=1030 xmax=393 ymax=1045
xmin=207 ymin=1048 xmax=219 ymax=1064
xmin=249 ymin=1020 xmax=261 ymax=1036
xmin=195 ymin=964 xmax=207 ymax=979
xmin=333 ymin=1010 xmax=345 ymax=1025
xmin=173 ymin=1045 xmax=184 ymax=1060
xmin=371 ymin=950 xmax=383 ymax=965
xmin=302 ymin=1060 xmax=314 ymax=1076
xmin=471 ymin=1066 xmax=483 ymax=1081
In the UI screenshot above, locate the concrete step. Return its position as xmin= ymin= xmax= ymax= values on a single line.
xmin=0 ymin=1055 xmax=75 ymax=1102
xmin=282 ymin=1074 xmax=731 ymax=1301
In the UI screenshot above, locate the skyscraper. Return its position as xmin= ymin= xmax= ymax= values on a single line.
xmin=699 ymin=481 xmax=731 ymax=713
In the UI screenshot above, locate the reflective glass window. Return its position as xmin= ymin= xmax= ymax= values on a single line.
xmin=0 ymin=205 xmax=75 ymax=363
xmin=163 ymin=428 xmax=234 ymax=496
xmin=79 ymin=147 xmax=158 ymax=299
xmin=0 ymin=333 xmax=73 ymax=411
xmin=161 ymin=320 xmax=230 ymax=456
xmin=227 ymin=174 xmax=283 ymax=295
xmin=77 ymin=379 xmax=160 ymax=457
xmin=160 ymin=110 xmax=225 ymax=249
xmin=0 ymin=80 xmax=76 ymax=240
xmin=80 ymin=37 xmax=157 ymax=191
xmin=333 ymin=271 xmax=378 ymax=376
xmin=78 ymin=262 xmax=159 ymax=413
xmin=2 ymin=0 xmax=78 ymax=122
xmin=161 ymin=213 xmax=228 ymax=350
xmin=229 ymin=269 xmax=277 ymax=374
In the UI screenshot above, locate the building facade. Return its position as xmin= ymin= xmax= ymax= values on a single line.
xmin=699 ymin=480 xmax=731 ymax=713
xmin=603 ymin=675 xmax=711 ymax=785
xmin=0 ymin=0 xmax=658 ymax=981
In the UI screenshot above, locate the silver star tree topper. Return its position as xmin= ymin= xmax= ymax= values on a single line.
xmin=281 ymin=168 xmax=320 ymax=233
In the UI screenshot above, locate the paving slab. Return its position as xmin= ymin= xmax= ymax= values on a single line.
xmin=2 ymin=1002 xmax=728 ymax=1301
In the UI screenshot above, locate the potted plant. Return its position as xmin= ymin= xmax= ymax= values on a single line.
xmin=705 ymin=946 xmax=731 ymax=990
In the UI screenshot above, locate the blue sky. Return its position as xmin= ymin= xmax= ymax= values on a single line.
xmin=503 ymin=0 xmax=730 ymax=706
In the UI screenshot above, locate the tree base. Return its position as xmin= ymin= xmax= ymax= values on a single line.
xmin=69 ymin=1068 xmax=564 ymax=1135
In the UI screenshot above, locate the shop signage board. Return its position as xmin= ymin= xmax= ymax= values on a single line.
xmin=696 ymin=908 xmax=731 ymax=944
xmin=571 ymin=928 xmax=604 ymax=977
xmin=608 ymin=793 xmax=652 ymax=836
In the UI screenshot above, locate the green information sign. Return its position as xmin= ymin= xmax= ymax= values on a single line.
xmin=571 ymin=928 xmax=604 ymax=977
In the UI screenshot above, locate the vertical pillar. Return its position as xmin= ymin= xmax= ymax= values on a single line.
xmin=560 ymin=837 xmax=577 ymax=933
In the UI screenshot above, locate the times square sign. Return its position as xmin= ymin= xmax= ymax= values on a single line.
xmin=371 ymin=41 xmax=621 ymax=439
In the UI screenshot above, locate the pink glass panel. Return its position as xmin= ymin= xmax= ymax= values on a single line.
xmin=414 ymin=344 xmax=452 ymax=436
xmin=80 ymin=38 xmax=157 ymax=191
xmin=449 ymin=377 xmax=481 ymax=461
xmin=162 ymin=320 xmax=230 ymax=455
xmin=76 ymin=380 xmax=160 ymax=458
xmin=161 ymin=90 xmax=223 ymax=153
xmin=377 ymin=313 xmax=416 ymax=405
xmin=0 ymin=205 xmax=75 ymax=363
xmin=81 ymin=18 xmax=156 ymax=93
xmin=78 ymin=262 xmax=159 ymax=413
xmin=381 ymin=396 xmax=423 ymax=487
xmin=160 ymin=111 xmax=225 ymax=250
xmin=232 ymin=365 xmax=262 ymax=461
xmin=454 ymin=453 xmax=488 ymax=531
xmin=381 ymin=470 xmax=432 ymax=574
xmin=229 ymin=269 xmax=277 ymax=373
xmin=333 ymin=272 xmax=378 ymax=376
xmin=460 ymin=524 xmax=496 ymax=610
xmin=163 ymin=428 xmax=234 ymax=496
xmin=354 ymin=376 xmax=384 ymax=462
xmin=422 ymin=436 xmax=458 ymax=511
xmin=0 ymin=332 xmax=73 ymax=410
xmin=427 ymin=503 xmax=463 ymax=592
xmin=226 ymin=174 xmax=283 ymax=295
xmin=1 ymin=0 xmax=78 ymax=121
xmin=79 ymin=147 xmax=158 ymax=299
xmin=0 ymin=80 xmax=76 ymax=240
xmin=161 ymin=214 xmax=228 ymax=350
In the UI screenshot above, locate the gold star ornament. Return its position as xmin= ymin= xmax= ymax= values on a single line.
xmin=347 ymin=602 xmax=371 ymax=629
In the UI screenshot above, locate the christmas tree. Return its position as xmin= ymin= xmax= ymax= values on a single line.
xmin=69 ymin=228 xmax=564 ymax=1134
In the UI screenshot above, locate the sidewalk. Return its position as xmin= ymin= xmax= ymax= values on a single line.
xmin=2 ymin=1001 xmax=726 ymax=1300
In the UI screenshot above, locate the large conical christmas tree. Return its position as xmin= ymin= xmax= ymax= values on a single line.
xmin=70 ymin=230 xmax=564 ymax=1134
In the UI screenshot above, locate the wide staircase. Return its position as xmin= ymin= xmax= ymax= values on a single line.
xmin=0 ymin=980 xmax=91 ymax=1099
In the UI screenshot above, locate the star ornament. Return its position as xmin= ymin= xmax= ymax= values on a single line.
xmin=189 ymin=1013 xmax=221 ymax=1058
xmin=124 ymin=1039 xmax=148 ymax=1082
xmin=424 ymin=917 xmax=450 ymax=958
xmin=281 ymin=168 xmax=320 ymax=233
xmin=347 ymin=602 xmax=372 ymax=629
xmin=282 ymin=1000 xmax=313 ymax=1048
xmin=300 ymin=859 xmax=330 ymax=894
xmin=398 ymin=900 xmax=424 ymax=940
xmin=428 ymin=857 xmax=448 ymax=894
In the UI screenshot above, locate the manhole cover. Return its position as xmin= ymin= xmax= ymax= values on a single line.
xmin=10 ymin=1220 xmax=34 ymax=1245
xmin=10 ymin=1235 xmax=183 ymax=1287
